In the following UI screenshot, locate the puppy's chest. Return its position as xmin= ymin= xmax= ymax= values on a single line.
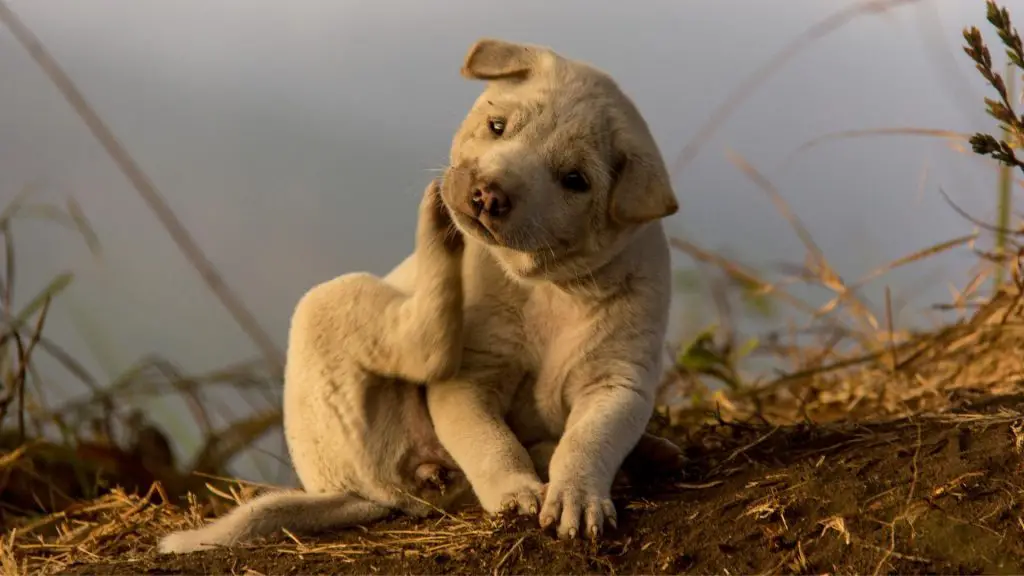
xmin=524 ymin=283 xmax=593 ymax=346
xmin=521 ymin=290 xmax=596 ymax=398
xmin=503 ymin=290 xmax=599 ymax=443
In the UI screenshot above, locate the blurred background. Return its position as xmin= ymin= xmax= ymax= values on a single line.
xmin=0 ymin=0 xmax=1014 ymax=485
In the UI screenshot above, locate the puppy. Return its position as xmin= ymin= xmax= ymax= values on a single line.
xmin=157 ymin=38 xmax=680 ymax=554
xmin=426 ymin=38 xmax=679 ymax=541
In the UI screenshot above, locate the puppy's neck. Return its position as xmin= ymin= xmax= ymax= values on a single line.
xmin=552 ymin=237 xmax=643 ymax=301
xmin=497 ymin=222 xmax=662 ymax=302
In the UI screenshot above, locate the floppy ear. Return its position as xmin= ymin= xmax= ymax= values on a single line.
xmin=461 ymin=38 xmax=538 ymax=81
xmin=608 ymin=150 xmax=680 ymax=225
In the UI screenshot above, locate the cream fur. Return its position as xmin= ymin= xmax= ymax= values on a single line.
xmin=157 ymin=37 xmax=680 ymax=554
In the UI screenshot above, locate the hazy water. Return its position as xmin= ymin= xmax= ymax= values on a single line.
xmin=0 ymin=0 xmax=1012 ymax=482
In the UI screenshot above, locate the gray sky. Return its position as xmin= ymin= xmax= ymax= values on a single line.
xmin=1 ymin=0 xmax=1015 ymax=480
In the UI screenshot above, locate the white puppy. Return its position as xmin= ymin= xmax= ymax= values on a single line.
xmin=158 ymin=38 xmax=679 ymax=554
xmin=426 ymin=38 xmax=679 ymax=541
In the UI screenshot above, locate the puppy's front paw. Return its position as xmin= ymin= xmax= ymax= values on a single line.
xmin=476 ymin=472 xmax=544 ymax=517
xmin=539 ymin=477 xmax=616 ymax=540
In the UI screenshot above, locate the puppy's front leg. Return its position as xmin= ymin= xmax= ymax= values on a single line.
xmin=426 ymin=365 xmax=544 ymax=516
xmin=540 ymin=365 xmax=655 ymax=540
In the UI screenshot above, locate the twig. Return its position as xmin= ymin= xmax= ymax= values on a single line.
xmin=722 ymin=426 xmax=780 ymax=465
xmin=7 ymin=296 xmax=50 ymax=440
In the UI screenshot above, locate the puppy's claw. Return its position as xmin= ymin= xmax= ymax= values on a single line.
xmin=538 ymin=487 xmax=562 ymax=531
xmin=489 ymin=476 xmax=544 ymax=517
xmin=542 ymin=481 xmax=617 ymax=541
xmin=584 ymin=499 xmax=607 ymax=539
xmin=428 ymin=472 xmax=446 ymax=494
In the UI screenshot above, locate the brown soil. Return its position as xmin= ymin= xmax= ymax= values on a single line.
xmin=36 ymin=393 xmax=1024 ymax=576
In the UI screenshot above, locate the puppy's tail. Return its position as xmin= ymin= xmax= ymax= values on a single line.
xmin=157 ymin=490 xmax=391 ymax=554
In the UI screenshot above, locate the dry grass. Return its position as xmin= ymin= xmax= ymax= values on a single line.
xmin=661 ymin=231 xmax=1024 ymax=426
xmin=5 ymin=405 xmax=1024 ymax=574
xmin=3 ymin=0 xmax=1024 ymax=574
xmin=3 ymin=482 xmax=532 ymax=573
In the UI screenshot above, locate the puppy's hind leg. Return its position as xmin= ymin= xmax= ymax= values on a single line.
xmin=157 ymin=491 xmax=391 ymax=554
xmin=291 ymin=179 xmax=465 ymax=384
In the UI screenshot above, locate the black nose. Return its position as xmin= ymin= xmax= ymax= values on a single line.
xmin=471 ymin=184 xmax=512 ymax=218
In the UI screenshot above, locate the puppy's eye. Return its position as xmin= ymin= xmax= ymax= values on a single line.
xmin=560 ymin=170 xmax=590 ymax=193
xmin=487 ymin=118 xmax=506 ymax=136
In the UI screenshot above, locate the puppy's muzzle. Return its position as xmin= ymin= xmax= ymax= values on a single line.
xmin=470 ymin=183 xmax=512 ymax=220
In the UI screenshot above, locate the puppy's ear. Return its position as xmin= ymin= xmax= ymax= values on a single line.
xmin=608 ymin=147 xmax=680 ymax=225
xmin=461 ymin=38 xmax=537 ymax=81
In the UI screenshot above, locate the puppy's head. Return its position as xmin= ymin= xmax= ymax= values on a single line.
xmin=441 ymin=38 xmax=679 ymax=283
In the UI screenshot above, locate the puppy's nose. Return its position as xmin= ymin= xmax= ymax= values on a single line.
xmin=471 ymin=184 xmax=512 ymax=219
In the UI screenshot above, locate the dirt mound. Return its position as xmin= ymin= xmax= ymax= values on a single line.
xmin=8 ymin=393 xmax=1019 ymax=575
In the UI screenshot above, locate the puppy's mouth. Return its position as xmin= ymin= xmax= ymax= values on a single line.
xmin=450 ymin=208 xmax=502 ymax=246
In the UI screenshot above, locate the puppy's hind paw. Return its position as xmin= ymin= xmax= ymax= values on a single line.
xmin=633 ymin=432 xmax=685 ymax=470
xmin=419 ymin=178 xmax=464 ymax=254
xmin=414 ymin=462 xmax=452 ymax=494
